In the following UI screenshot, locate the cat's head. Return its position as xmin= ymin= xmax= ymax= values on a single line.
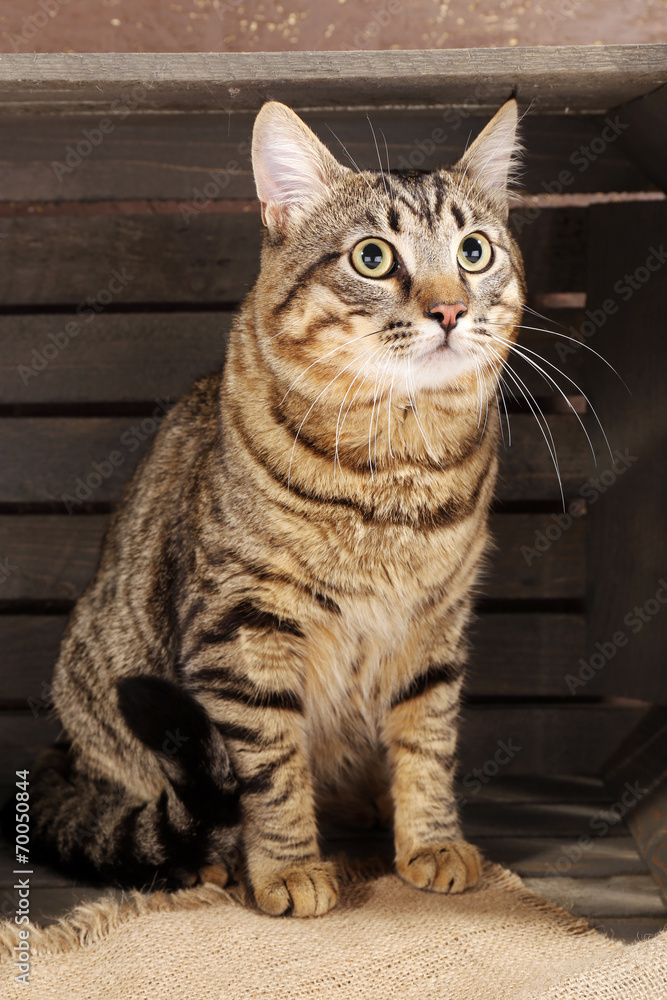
xmin=250 ymin=99 xmax=525 ymax=423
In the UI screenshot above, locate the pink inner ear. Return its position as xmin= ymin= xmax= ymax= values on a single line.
xmin=254 ymin=127 xmax=328 ymax=212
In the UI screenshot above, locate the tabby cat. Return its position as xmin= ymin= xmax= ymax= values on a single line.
xmin=24 ymin=98 xmax=525 ymax=917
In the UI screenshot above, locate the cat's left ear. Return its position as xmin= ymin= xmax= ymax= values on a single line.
xmin=454 ymin=99 xmax=522 ymax=218
xmin=252 ymin=101 xmax=347 ymax=233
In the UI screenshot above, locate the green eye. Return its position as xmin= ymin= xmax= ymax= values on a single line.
xmin=351 ymin=238 xmax=395 ymax=278
xmin=457 ymin=232 xmax=493 ymax=272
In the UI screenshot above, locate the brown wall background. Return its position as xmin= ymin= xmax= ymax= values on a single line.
xmin=1 ymin=0 xmax=666 ymax=55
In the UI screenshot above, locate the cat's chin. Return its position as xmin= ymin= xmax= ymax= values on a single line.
xmin=408 ymin=344 xmax=477 ymax=393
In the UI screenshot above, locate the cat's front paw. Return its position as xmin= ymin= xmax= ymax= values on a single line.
xmin=396 ymin=839 xmax=482 ymax=894
xmin=252 ymin=859 xmax=339 ymax=917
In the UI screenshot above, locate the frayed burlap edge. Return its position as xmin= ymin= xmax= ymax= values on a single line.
xmin=0 ymin=857 xmax=610 ymax=962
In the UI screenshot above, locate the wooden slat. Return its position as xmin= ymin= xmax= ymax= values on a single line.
xmin=0 ymin=48 xmax=664 ymax=114
xmin=0 ymin=312 xmax=586 ymax=406
xmin=0 ymin=413 xmax=594 ymax=505
xmin=0 ymin=613 xmax=585 ymax=703
xmin=469 ymin=614 xmax=586 ymax=696
xmin=618 ymin=84 xmax=667 ymax=192
xmin=0 ymin=705 xmax=647 ymax=782
xmin=455 ymin=775 xmax=610 ymax=804
xmin=522 ymin=874 xmax=667 ymax=918
xmin=586 ymin=202 xmax=667 ymax=702
xmin=0 ymin=112 xmax=654 ymax=204
xmin=0 ymin=617 xmax=67 ymax=703
xmin=457 ymin=705 xmax=648 ymax=777
xmin=461 ymin=801 xmax=632 ymax=839
xmin=592 ymin=916 xmax=667 ymax=943
xmin=0 ymin=513 xmax=585 ymax=603
xmin=0 ymin=207 xmax=587 ymax=307
xmin=472 ymin=837 xmax=647 ymax=878
xmin=0 ymin=313 xmax=230 ymax=405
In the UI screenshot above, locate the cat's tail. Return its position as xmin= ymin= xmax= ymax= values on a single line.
xmin=6 ymin=677 xmax=241 ymax=890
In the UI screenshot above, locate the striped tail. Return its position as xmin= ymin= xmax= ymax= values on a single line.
xmin=14 ymin=677 xmax=241 ymax=890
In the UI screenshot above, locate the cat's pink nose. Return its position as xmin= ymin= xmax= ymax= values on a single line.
xmin=426 ymin=302 xmax=467 ymax=331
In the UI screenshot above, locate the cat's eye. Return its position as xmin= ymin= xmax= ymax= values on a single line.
xmin=457 ymin=233 xmax=493 ymax=273
xmin=351 ymin=238 xmax=395 ymax=278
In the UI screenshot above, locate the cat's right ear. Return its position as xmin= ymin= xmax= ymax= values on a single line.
xmin=252 ymin=102 xmax=346 ymax=233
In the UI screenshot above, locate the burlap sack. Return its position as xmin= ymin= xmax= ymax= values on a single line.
xmin=1 ymin=863 xmax=665 ymax=999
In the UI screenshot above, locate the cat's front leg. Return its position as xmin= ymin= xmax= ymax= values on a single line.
xmin=383 ymin=659 xmax=482 ymax=894
xmin=185 ymin=624 xmax=337 ymax=917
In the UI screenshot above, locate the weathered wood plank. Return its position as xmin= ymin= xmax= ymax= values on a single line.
xmin=0 ymin=313 xmax=230 ymax=405
xmin=0 ymin=513 xmax=584 ymax=603
xmin=456 ymin=775 xmax=610 ymax=805
xmin=592 ymin=916 xmax=667 ymax=942
xmin=457 ymin=705 xmax=648 ymax=778
xmin=586 ymin=202 xmax=667 ymax=702
xmin=0 ymin=112 xmax=654 ymax=204
xmin=0 ymin=413 xmax=594 ymax=505
xmin=0 ymin=208 xmax=587 ymax=307
xmin=0 ymin=48 xmax=664 ymax=114
xmin=0 ymin=705 xmax=646 ymax=782
xmin=522 ymin=874 xmax=667 ymax=918
xmin=461 ymin=801 xmax=633 ymax=839
xmin=0 ymin=613 xmax=585 ymax=704
xmin=0 ymin=312 xmax=585 ymax=406
xmin=468 ymin=614 xmax=586 ymax=696
xmin=472 ymin=837 xmax=647 ymax=878
xmin=618 ymin=84 xmax=667 ymax=192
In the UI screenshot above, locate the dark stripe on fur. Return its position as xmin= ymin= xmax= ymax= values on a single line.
xmin=230 ymin=399 xmax=491 ymax=529
xmin=242 ymin=748 xmax=298 ymax=795
xmin=197 ymin=599 xmax=303 ymax=646
xmin=191 ymin=668 xmax=303 ymax=712
xmin=451 ymin=203 xmax=466 ymax=229
xmin=273 ymin=251 xmax=340 ymax=316
xmin=390 ymin=662 xmax=463 ymax=708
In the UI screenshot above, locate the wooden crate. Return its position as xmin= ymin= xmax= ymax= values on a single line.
xmin=0 ymin=46 xmax=666 ymax=935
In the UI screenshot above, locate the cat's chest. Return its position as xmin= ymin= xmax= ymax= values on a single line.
xmin=302 ymin=588 xmax=414 ymax=736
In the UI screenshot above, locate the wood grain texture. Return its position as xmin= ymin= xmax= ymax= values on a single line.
xmin=0 ymin=48 xmax=664 ymax=114
xmin=0 ymin=414 xmax=594 ymax=505
xmin=618 ymin=84 xmax=667 ymax=192
xmin=585 ymin=202 xmax=667 ymax=702
xmin=603 ymin=708 xmax=667 ymax=904
xmin=0 ymin=704 xmax=648 ymax=782
xmin=471 ymin=837 xmax=647 ymax=879
xmin=0 ymin=312 xmax=585 ymax=406
xmin=521 ymin=874 xmax=667 ymax=918
xmin=468 ymin=614 xmax=586 ymax=696
xmin=0 ymin=111 xmax=655 ymax=204
xmin=461 ymin=801 xmax=632 ymax=839
xmin=0 ymin=207 xmax=587 ymax=307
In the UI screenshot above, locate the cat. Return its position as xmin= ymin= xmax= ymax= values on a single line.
xmin=21 ymin=97 xmax=525 ymax=917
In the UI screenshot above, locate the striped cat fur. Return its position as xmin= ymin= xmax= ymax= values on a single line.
xmin=20 ymin=99 xmax=525 ymax=917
